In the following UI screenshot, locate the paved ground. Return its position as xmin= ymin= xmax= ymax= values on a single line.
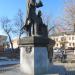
xmin=0 ymin=65 xmax=25 ymax=75
xmin=51 ymin=63 xmax=75 ymax=75
xmin=0 ymin=63 xmax=75 ymax=75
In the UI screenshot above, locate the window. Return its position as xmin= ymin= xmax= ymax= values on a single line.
xmin=56 ymin=38 xmax=58 ymax=41
xmin=61 ymin=37 xmax=64 ymax=41
xmin=56 ymin=44 xmax=58 ymax=47
xmin=72 ymin=37 xmax=74 ymax=40
xmin=69 ymin=37 xmax=71 ymax=40
xmin=73 ymin=43 xmax=75 ymax=46
xmin=69 ymin=43 xmax=71 ymax=46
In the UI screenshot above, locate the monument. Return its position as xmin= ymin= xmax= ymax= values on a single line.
xmin=19 ymin=0 xmax=55 ymax=75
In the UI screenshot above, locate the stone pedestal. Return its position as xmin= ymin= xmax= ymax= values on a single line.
xmin=20 ymin=47 xmax=49 ymax=75
xmin=19 ymin=36 xmax=50 ymax=75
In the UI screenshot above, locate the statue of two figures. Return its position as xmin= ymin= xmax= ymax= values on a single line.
xmin=24 ymin=0 xmax=48 ymax=37
xmin=21 ymin=0 xmax=55 ymax=64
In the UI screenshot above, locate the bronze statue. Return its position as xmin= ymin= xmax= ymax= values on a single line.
xmin=21 ymin=0 xmax=55 ymax=62
xmin=24 ymin=0 xmax=36 ymax=36
xmin=23 ymin=0 xmax=48 ymax=37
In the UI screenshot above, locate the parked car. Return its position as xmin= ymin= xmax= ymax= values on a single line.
xmin=53 ymin=48 xmax=59 ymax=53
xmin=53 ymin=48 xmax=64 ymax=59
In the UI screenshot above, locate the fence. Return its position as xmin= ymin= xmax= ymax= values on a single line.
xmin=0 ymin=48 xmax=20 ymax=59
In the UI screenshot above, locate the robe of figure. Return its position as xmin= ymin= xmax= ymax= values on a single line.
xmin=26 ymin=0 xmax=36 ymax=20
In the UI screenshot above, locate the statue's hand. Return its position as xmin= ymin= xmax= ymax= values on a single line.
xmin=36 ymin=1 xmax=43 ymax=8
xmin=27 ymin=19 xmax=31 ymax=25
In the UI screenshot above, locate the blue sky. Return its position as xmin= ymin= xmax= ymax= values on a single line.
xmin=0 ymin=0 xmax=64 ymax=35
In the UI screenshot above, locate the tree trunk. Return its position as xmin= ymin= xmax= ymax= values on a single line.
xmin=8 ymin=34 xmax=14 ymax=52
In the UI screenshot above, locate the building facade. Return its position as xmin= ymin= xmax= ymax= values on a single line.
xmin=0 ymin=35 xmax=7 ymax=53
xmin=50 ymin=32 xmax=75 ymax=49
xmin=11 ymin=38 xmax=19 ymax=49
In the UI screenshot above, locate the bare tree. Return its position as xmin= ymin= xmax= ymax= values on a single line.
xmin=42 ymin=14 xmax=51 ymax=26
xmin=42 ymin=13 xmax=54 ymax=35
xmin=63 ymin=0 xmax=75 ymax=31
xmin=14 ymin=10 xmax=25 ymax=42
xmin=0 ymin=17 xmax=14 ymax=51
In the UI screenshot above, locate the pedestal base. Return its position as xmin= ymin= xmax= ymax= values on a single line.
xmin=20 ymin=47 xmax=49 ymax=75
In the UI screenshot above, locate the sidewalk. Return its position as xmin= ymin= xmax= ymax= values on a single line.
xmin=0 ymin=57 xmax=19 ymax=67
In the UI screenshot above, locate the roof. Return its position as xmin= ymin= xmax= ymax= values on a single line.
xmin=49 ymin=31 xmax=75 ymax=37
